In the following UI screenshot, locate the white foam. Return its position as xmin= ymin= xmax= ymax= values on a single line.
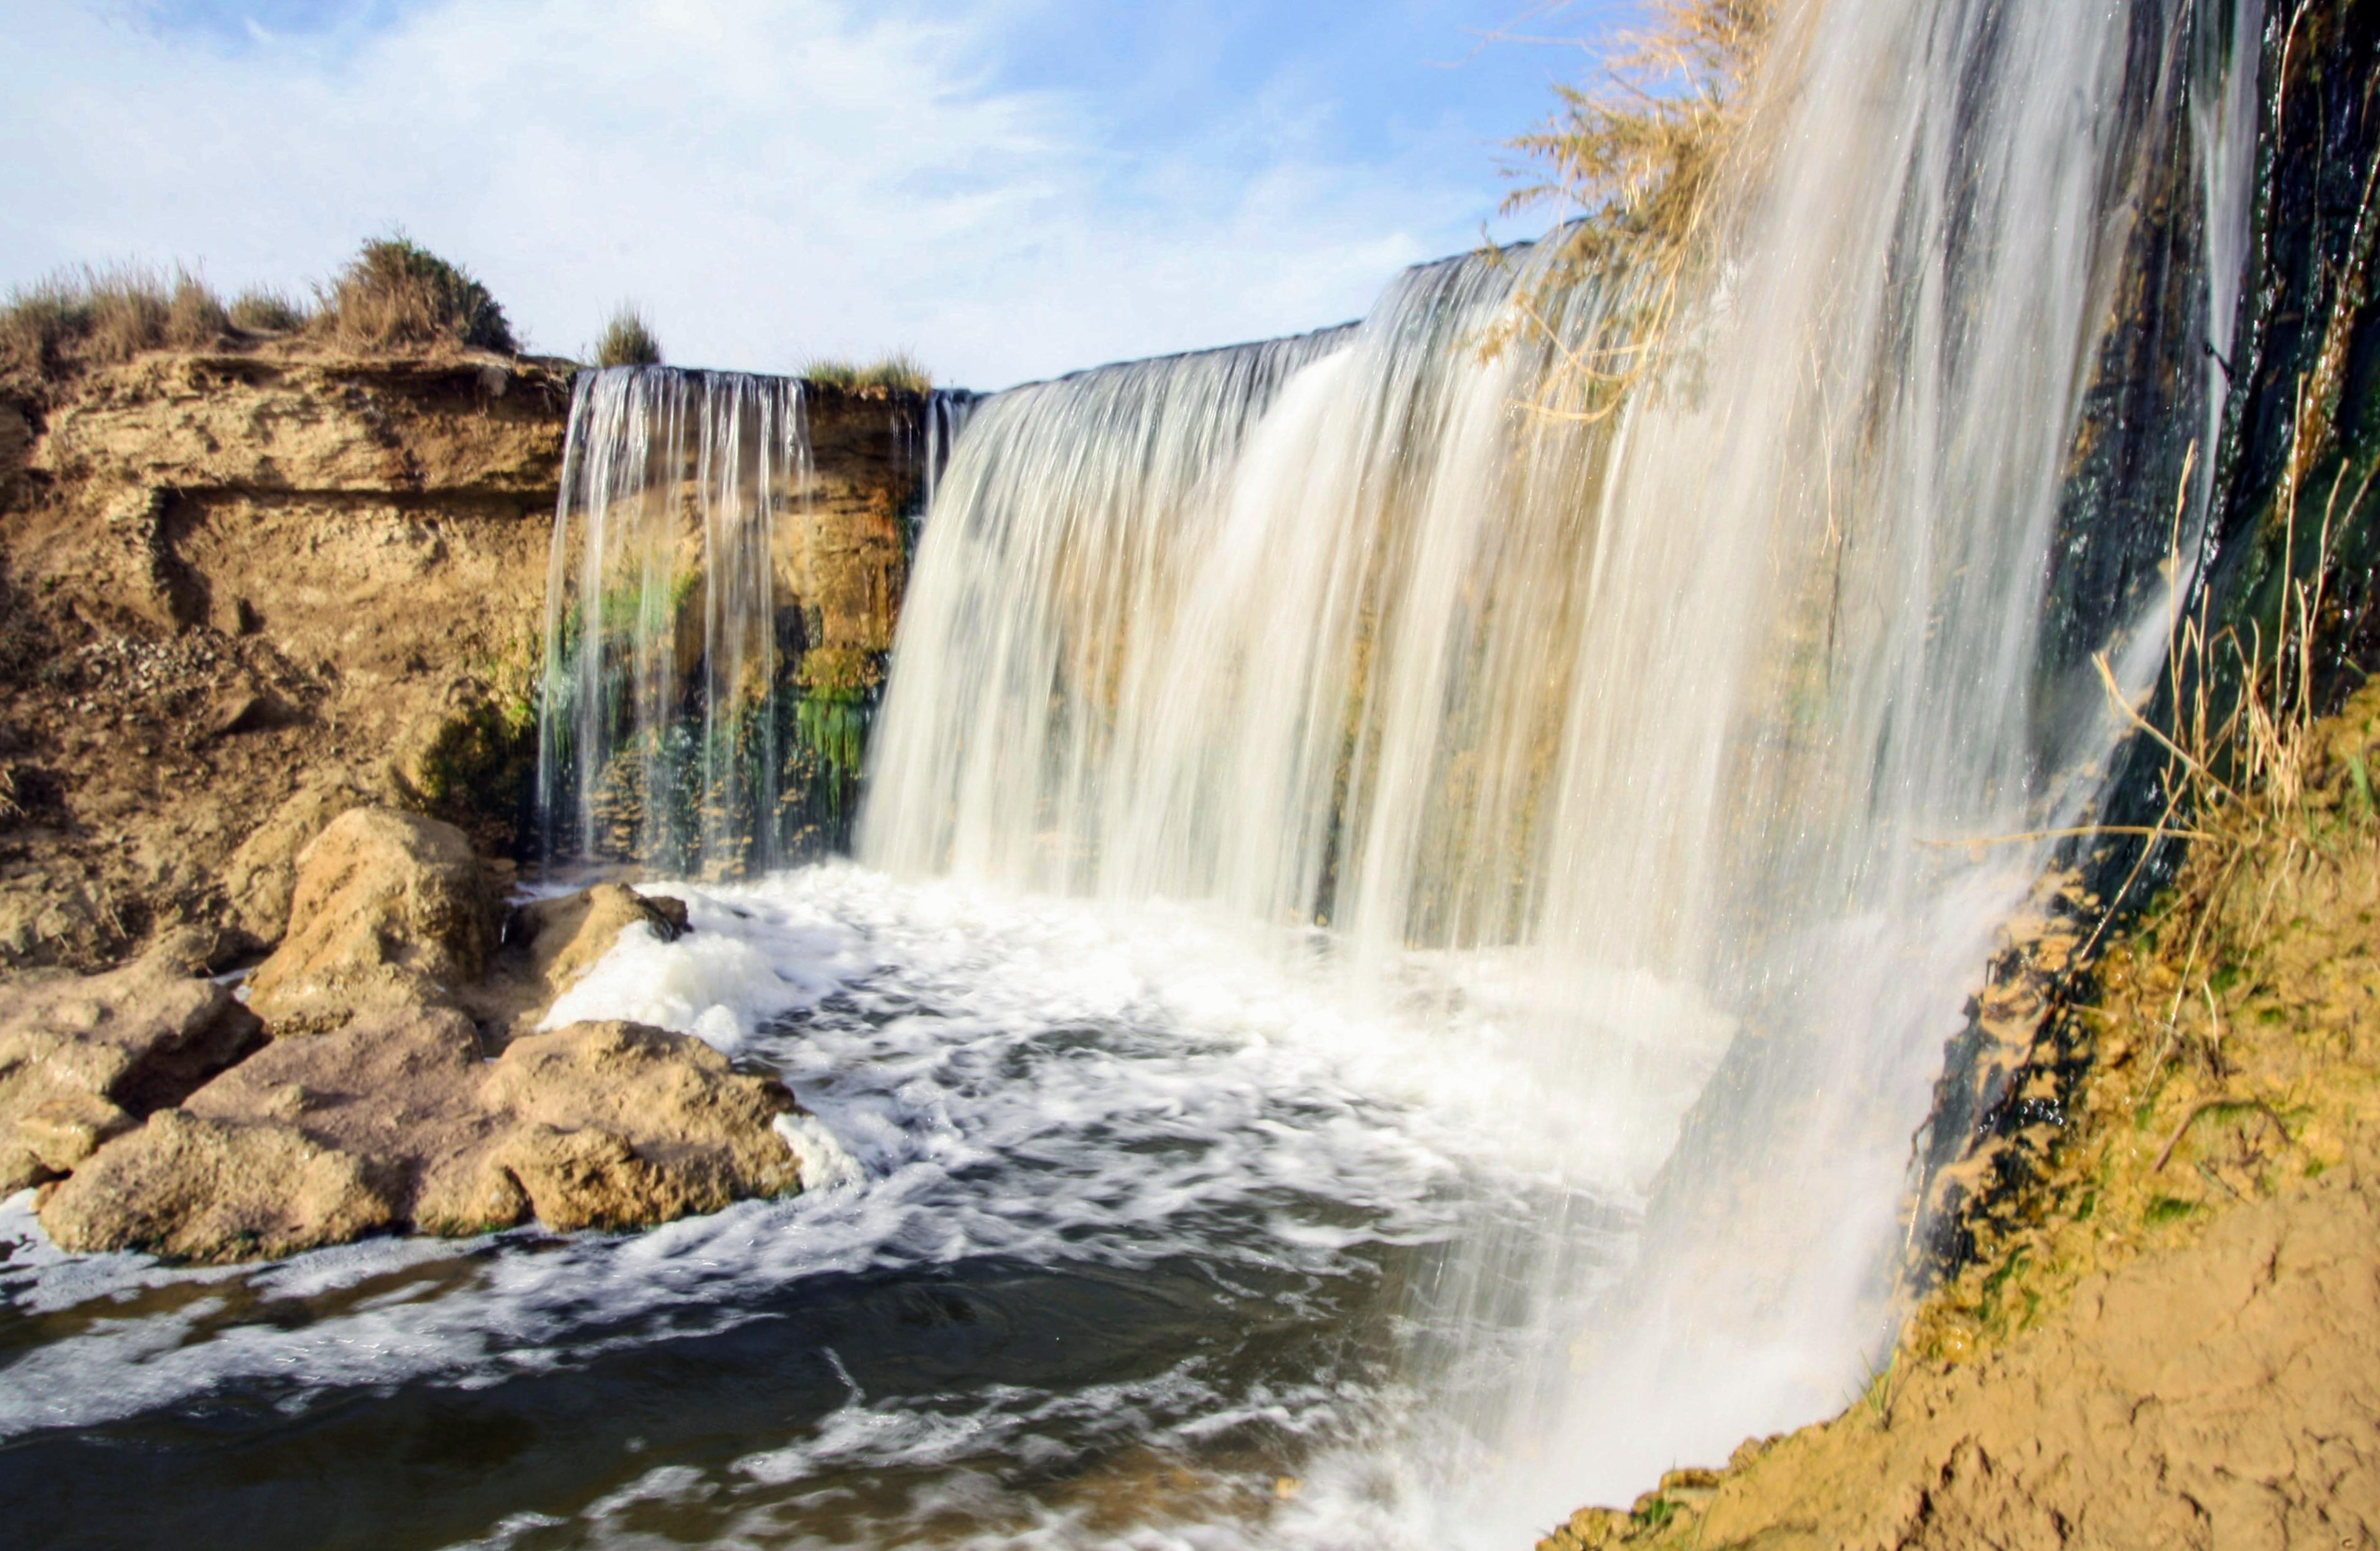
xmin=0 ymin=864 xmax=1546 ymax=1450
xmin=774 ymin=1110 xmax=866 ymax=1193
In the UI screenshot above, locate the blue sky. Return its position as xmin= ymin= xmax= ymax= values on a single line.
xmin=1 ymin=0 xmax=1634 ymax=387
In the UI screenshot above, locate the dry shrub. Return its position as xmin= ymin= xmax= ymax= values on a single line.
xmin=312 ymin=234 xmax=515 ymax=355
xmin=228 ymin=286 xmax=308 ymax=334
xmin=0 ymin=264 xmax=228 ymax=379
xmin=1492 ymin=0 xmax=1777 ymax=419
xmin=2089 ymin=412 xmax=2380 ymax=1071
xmin=593 ymin=304 xmax=663 ymax=367
xmin=802 ymin=351 xmax=930 ymax=393
xmin=166 ymin=273 xmax=230 ymax=347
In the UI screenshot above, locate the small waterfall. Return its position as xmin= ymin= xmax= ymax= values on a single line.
xmin=863 ymin=0 xmax=2263 ymax=1534
xmin=535 ymin=367 xmax=827 ymax=877
xmin=536 ymin=369 xmax=965 ymax=878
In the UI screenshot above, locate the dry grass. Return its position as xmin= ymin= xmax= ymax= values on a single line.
xmin=1490 ymin=0 xmax=1776 ymax=420
xmin=3 ymin=235 xmax=517 ymax=379
xmin=802 ymin=351 xmax=931 ymax=395
xmin=227 ymin=286 xmax=309 ymax=334
xmin=1906 ymin=391 xmax=2380 ymax=1364
xmin=311 ymin=233 xmax=516 ymax=355
xmin=593 ymin=303 xmax=663 ymax=368
xmin=0 ymin=264 xmax=230 ymax=378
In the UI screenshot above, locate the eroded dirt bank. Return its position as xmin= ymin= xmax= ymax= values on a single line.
xmin=0 ymin=339 xmax=932 ymax=1258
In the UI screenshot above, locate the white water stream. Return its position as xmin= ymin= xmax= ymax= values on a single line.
xmin=863 ymin=0 xmax=2263 ymax=1536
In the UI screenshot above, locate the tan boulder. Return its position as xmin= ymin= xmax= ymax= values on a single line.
xmin=218 ymin=776 xmax=372 ymax=947
xmin=38 ymin=1011 xmax=802 ymax=1260
xmin=457 ymin=883 xmax=690 ymax=1039
xmin=0 ymin=943 xmax=265 ymax=1193
xmin=514 ymin=883 xmax=687 ymax=996
xmin=482 ymin=1021 xmax=801 ymax=1230
xmin=245 ymin=805 xmax=500 ymax=1030
xmin=38 ymin=1107 xmax=396 ymax=1262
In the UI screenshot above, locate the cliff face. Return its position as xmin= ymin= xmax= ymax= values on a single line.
xmin=0 ymin=348 xmax=925 ymax=973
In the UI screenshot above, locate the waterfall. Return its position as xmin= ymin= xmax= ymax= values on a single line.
xmin=536 ymin=367 xmax=812 ymax=876
xmin=863 ymin=0 xmax=2263 ymax=1534
xmin=535 ymin=369 xmax=972 ymax=878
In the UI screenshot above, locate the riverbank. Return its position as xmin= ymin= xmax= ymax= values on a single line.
xmin=1540 ymin=683 xmax=2380 ymax=1550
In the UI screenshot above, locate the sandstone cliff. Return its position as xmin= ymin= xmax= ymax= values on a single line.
xmin=0 ymin=340 xmax=930 ymax=973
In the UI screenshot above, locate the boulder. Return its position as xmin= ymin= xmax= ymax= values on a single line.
xmin=38 ymin=1107 xmax=396 ymax=1262
xmin=0 ymin=941 xmax=265 ymax=1193
xmin=38 ymin=1011 xmax=803 ymax=1260
xmin=217 ymin=776 xmax=370 ymax=947
xmin=481 ymin=1021 xmax=801 ymax=1230
xmin=457 ymin=883 xmax=691 ymax=1041
xmin=244 ymin=805 xmax=500 ymax=1031
xmin=513 ymin=883 xmax=686 ymax=996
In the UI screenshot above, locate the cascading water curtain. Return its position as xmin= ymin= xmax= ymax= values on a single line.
xmin=536 ymin=367 xmax=813 ymax=878
xmin=864 ymin=0 xmax=2263 ymax=1539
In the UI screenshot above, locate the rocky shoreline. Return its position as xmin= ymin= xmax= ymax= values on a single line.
xmin=4 ymin=804 xmax=812 ymax=1263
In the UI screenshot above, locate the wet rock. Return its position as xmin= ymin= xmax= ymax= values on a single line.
xmin=513 ymin=883 xmax=686 ymax=995
xmin=245 ymin=805 xmax=500 ymax=1031
xmin=457 ymin=882 xmax=690 ymax=1041
xmin=37 ymin=1010 xmax=802 ymax=1260
xmin=0 ymin=942 xmax=265 ymax=1193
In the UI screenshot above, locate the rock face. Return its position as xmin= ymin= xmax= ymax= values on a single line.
xmin=244 ymin=807 xmax=502 ymax=1030
xmin=0 ymin=942 xmax=265 ymax=1193
xmin=39 ymin=1010 xmax=803 ymax=1260
xmin=0 ymin=344 xmax=934 ymax=973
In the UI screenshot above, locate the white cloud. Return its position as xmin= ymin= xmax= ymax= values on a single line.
xmin=0 ymin=0 xmax=1502 ymax=386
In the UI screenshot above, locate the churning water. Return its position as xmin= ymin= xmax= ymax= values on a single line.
xmin=0 ymin=1 xmax=2269 ymax=1547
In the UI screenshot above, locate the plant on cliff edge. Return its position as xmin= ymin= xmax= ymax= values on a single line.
xmin=1491 ymin=0 xmax=1776 ymax=420
xmin=802 ymin=351 xmax=932 ymax=394
xmin=0 ymin=264 xmax=230 ymax=378
xmin=593 ymin=304 xmax=663 ymax=368
xmin=312 ymin=233 xmax=516 ymax=354
xmin=228 ymin=286 xmax=309 ymax=334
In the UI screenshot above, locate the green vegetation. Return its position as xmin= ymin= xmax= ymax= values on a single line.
xmin=311 ymin=232 xmax=516 ymax=354
xmin=593 ymin=303 xmax=663 ymax=367
xmin=802 ymin=350 xmax=931 ymax=393
xmin=399 ymin=693 xmax=540 ymax=853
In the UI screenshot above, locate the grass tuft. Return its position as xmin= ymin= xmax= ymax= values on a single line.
xmin=311 ymin=232 xmax=515 ymax=354
xmin=0 ymin=264 xmax=230 ymax=379
xmin=228 ymin=286 xmax=309 ymax=334
xmin=1492 ymin=0 xmax=1777 ymax=421
xmin=802 ymin=350 xmax=931 ymax=394
xmin=593 ymin=303 xmax=663 ymax=367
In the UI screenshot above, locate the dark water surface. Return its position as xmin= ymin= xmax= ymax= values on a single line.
xmin=0 ymin=869 xmax=1570 ymax=1549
